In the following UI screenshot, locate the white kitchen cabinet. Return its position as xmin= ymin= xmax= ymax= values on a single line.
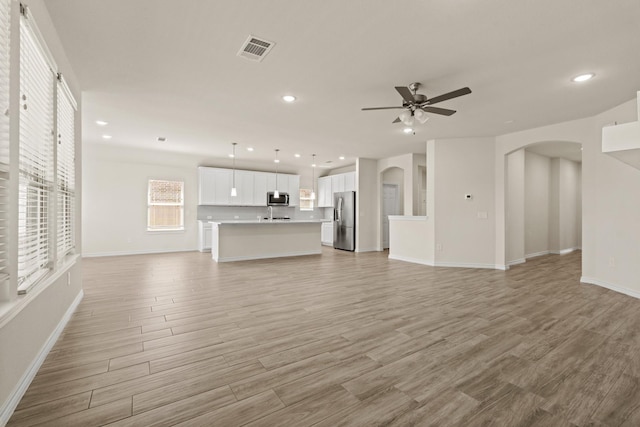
xmin=288 ymin=174 xmax=300 ymax=206
xmin=198 ymin=167 xmax=299 ymax=206
xmin=344 ymin=172 xmax=356 ymax=192
xmin=198 ymin=167 xmax=217 ymax=205
xmin=321 ymin=222 xmax=334 ymax=246
xmin=317 ymin=176 xmax=332 ymax=207
xmin=331 ymin=174 xmax=345 ymax=194
xmin=198 ymin=221 xmax=213 ymax=252
xmin=212 ymin=168 xmax=232 ymax=205
xmin=253 ymin=172 xmax=268 ymax=206
xmin=234 ymin=170 xmax=254 ymax=205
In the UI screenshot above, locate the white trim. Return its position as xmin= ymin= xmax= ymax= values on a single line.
xmin=214 ymin=249 xmax=321 ymax=263
xmin=581 ymin=276 xmax=640 ymax=300
xmin=82 ymin=248 xmax=197 ymax=258
xmin=388 ymin=215 xmax=428 ymax=221
xmin=388 ymin=254 xmax=434 ymax=266
xmin=355 ymin=247 xmax=378 ymax=253
xmin=495 ymin=264 xmax=509 ymax=271
xmin=550 ymin=247 xmax=580 ymax=255
xmin=508 ymin=258 xmax=526 ymax=266
xmin=525 ymin=250 xmax=550 ymax=259
xmin=0 ymin=289 xmax=83 ymax=425
xmin=434 ymin=261 xmax=503 ymax=270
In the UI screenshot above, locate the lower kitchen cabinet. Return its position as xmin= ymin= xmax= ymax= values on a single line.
xmin=198 ymin=221 xmax=212 ymax=252
xmin=321 ymin=222 xmax=334 ymax=246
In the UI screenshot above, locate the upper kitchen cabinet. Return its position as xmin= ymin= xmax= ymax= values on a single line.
xmin=318 ymin=176 xmax=332 ymax=207
xmin=253 ymin=172 xmax=268 ymax=206
xmin=199 ymin=167 xmax=300 ymax=206
xmin=198 ymin=167 xmax=217 ymax=205
xmin=344 ymin=172 xmax=356 ymax=192
xmin=331 ymin=174 xmax=345 ymax=194
xmin=288 ymin=174 xmax=300 ymax=206
xmin=234 ymin=170 xmax=255 ymax=206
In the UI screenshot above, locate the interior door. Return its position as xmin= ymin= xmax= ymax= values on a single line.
xmin=382 ymin=184 xmax=400 ymax=249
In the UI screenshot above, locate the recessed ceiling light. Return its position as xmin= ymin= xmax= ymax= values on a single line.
xmin=504 ymin=120 xmax=514 ymax=124
xmin=294 ymin=153 xmax=301 ymax=158
xmin=96 ymin=120 xmax=108 ymax=126
xmin=282 ymin=95 xmax=296 ymax=103
xmin=403 ymin=128 xmax=413 ymax=134
xmin=228 ymin=154 xmax=235 ymax=158
xmin=274 ymin=159 xmax=280 ymax=163
xmin=247 ymin=147 xmax=254 ymax=152
xmin=572 ymin=73 xmax=595 ymax=83
xmin=102 ymin=135 xmax=112 ymax=140
xmin=339 ymin=156 xmax=345 ymax=160
xmin=312 ymin=163 xmax=317 ymax=167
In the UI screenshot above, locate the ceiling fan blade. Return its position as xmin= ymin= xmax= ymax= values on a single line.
xmin=361 ymin=106 xmax=406 ymax=111
xmin=421 ymin=106 xmax=457 ymax=116
xmin=392 ymin=117 xmax=401 ymax=123
xmin=395 ymin=86 xmax=415 ymax=103
xmin=426 ymin=87 xmax=472 ymax=105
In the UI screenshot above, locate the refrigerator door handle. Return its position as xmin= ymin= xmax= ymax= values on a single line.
xmin=337 ymin=197 xmax=343 ymax=222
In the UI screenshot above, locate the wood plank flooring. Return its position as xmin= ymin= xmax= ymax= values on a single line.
xmin=8 ymin=248 xmax=640 ymax=426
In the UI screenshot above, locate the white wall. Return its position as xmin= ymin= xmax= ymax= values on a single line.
xmin=1 ymin=1 xmax=83 ymax=421
xmin=558 ymin=158 xmax=581 ymax=251
xmin=83 ymin=144 xmax=199 ymax=256
xmin=356 ymin=158 xmax=378 ymax=252
xmin=524 ymin=151 xmax=550 ymax=257
xmin=495 ymin=97 xmax=640 ymax=298
xmin=506 ymin=149 xmax=525 ymax=264
xmin=431 ymin=138 xmax=497 ymax=268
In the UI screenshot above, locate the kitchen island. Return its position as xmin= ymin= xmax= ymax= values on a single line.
xmin=209 ymin=219 xmax=325 ymax=262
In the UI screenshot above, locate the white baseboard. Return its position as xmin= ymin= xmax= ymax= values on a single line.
xmin=388 ymin=254 xmax=434 ymax=266
xmin=525 ymin=250 xmax=550 ymax=259
xmin=508 ymin=258 xmax=526 ymax=266
xmin=215 ymin=250 xmax=322 ymax=263
xmin=550 ymin=247 xmax=580 ymax=255
xmin=580 ymin=276 xmax=640 ymax=300
xmin=355 ymin=247 xmax=379 ymax=253
xmin=82 ymin=248 xmax=198 ymax=258
xmin=0 ymin=290 xmax=84 ymax=425
xmin=434 ymin=261 xmax=503 ymax=270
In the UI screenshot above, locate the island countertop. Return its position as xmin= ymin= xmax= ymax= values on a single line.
xmin=209 ymin=219 xmax=324 ymax=262
xmin=209 ymin=219 xmax=330 ymax=225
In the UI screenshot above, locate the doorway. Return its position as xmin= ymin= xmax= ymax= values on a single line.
xmin=382 ymin=183 xmax=400 ymax=249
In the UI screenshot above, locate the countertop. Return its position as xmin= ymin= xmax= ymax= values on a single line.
xmin=208 ymin=219 xmax=330 ymax=225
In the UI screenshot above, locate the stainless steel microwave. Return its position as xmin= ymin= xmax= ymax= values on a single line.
xmin=267 ymin=192 xmax=289 ymax=206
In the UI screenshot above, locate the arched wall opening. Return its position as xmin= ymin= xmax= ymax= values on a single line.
xmin=504 ymin=140 xmax=582 ymax=267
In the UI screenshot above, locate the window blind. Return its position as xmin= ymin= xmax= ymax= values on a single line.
xmin=0 ymin=0 xmax=10 ymax=283
xmin=18 ymin=14 xmax=55 ymax=289
xmin=148 ymin=180 xmax=184 ymax=231
xmin=56 ymin=77 xmax=76 ymax=260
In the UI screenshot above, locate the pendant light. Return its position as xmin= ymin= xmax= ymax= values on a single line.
xmin=230 ymin=143 xmax=237 ymax=197
xmin=274 ymin=149 xmax=280 ymax=198
xmin=311 ymin=154 xmax=316 ymax=200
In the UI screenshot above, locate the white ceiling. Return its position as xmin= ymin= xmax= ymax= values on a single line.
xmin=525 ymin=141 xmax=582 ymax=163
xmin=44 ymin=0 xmax=640 ymax=171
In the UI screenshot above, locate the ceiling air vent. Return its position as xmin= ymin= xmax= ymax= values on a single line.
xmin=237 ymin=36 xmax=275 ymax=62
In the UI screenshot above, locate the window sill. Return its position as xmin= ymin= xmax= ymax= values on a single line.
xmin=146 ymin=228 xmax=185 ymax=234
xmin=0 ymin=254 xmax=80 ymax=328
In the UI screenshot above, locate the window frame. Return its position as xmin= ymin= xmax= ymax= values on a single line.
xmin=299 ymin=188 xmax=315 ymax=211
xmin=147 ymin=179 xmax=185 ymax=232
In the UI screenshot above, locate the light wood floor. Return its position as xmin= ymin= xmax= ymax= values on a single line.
xmin=8 ymin=248 xmax=640 ymax=426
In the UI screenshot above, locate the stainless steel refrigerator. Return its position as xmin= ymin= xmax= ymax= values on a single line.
xmin=333 ymin=191 xmax=356 ymax=251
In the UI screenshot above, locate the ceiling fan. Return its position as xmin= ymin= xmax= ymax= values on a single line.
xmin=362 ymin=82 xmax=472 ymax=126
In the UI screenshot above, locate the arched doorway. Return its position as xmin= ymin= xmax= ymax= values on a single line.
xmin=505 ymin=141 xmax=582 ymax=266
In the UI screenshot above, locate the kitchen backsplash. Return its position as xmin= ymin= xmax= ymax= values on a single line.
xmin=197 ymin=205 xmax=331 ymax=221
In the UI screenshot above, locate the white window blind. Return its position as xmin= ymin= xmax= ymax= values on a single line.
xmin=18 ymin=13 xmax=55 ymax=290
xmin=148 ymin=180 xmax=184 ymax=231
xmin=0 ymin=0 xmax=10 ymax=283
xmin=56 ymin=77 xmax=76 ymax=260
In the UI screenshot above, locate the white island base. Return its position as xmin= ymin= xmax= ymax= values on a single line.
xmin=210 ymin=220 xmax=323 ymax=262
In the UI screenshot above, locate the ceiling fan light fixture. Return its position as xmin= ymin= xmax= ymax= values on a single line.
xmin=403 ymin=127 xmax=413 ymax=134
xmin=415 ymin=110 xmax=430 ymax=124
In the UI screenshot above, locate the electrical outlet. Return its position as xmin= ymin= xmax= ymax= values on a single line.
xmin=67 ymin=272 xmax=71 ymax=286
xmin=206 ymin=215 xmax=212 ymax=220
xmin=436 ymin=243 xmax=443 ymax=252
xmin=609 ymin=256 xmax=616 ymax=267
xmin=234 ymin=215 xmax=239 ymax=219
